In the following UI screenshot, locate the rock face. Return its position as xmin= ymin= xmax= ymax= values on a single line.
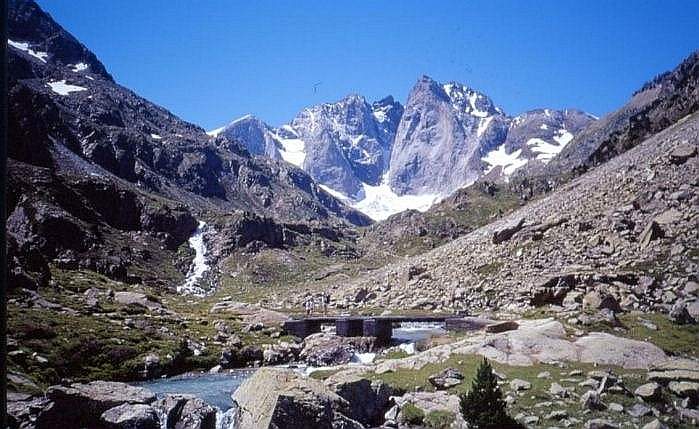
xmin=389 ymin=77 xmax=594 ymax=196
xmin=217 ymin=94 xmax=403 ymax=199
xmin=232 ymin=368 xmax=363 ymax=429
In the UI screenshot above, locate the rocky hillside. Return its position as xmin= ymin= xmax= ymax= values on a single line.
xmin=331 ymin=111 xmax=698 ymax=318
xmin=7 ymin=0 xmax=371 ymax=292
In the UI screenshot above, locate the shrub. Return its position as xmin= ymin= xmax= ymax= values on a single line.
xmin=400 ymin=402 xmax=425 ymax=426
xmin=424 ymin=409 xmax=455 ymax=429
xmin=459 ymin=358 xmax=523 ymax=429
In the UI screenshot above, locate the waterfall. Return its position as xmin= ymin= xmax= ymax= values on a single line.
xmin=179 ymin=220 xmax=210 ymax=295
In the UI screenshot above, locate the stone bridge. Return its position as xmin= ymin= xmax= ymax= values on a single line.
xmin=282 ymin=315 xmax=499 ymax=345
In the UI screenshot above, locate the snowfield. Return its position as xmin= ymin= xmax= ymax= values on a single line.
xmin=47 ymin=80 xmax=88 ymax=96
xmin=8 ymin=39 xmax=48 ymax=62
xmin=482 ymin=144 xmax=528 ymax=176
xmin=321 ymin=173 xmax=440 ymax=221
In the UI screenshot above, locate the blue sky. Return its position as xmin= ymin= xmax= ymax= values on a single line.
xmin=40 ymin=0 xmax=698 ymax=130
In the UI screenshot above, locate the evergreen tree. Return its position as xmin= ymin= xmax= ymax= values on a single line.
xmin=459 ymin=358 xmax=524 ymax=429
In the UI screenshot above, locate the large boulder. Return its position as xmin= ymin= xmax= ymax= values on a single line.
xmin=573 ymin=333 xmax=667 ymax=369
xmin=232 ymin=368 xmax=363 ymax=429
xmin=153 ymin=394 xmax=217 ymax=429
xmin=41 ymin=381 xmax=156 ymax=428
xmin=100 ymin=403 xmax=160 ymax=429
xmin=324 ymin=370 xmax=399 ymax=426
xmin=428 ymin=368 xmax=464 ymax=389
xmin=300 ymin=333 xmax=375 ymax=367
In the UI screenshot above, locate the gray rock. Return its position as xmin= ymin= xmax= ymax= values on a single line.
xmin=669 ymin=142 xmax=698 ymax=164
xmin=641 ymin=419 xmax=668 ymax=429
xmin=580 ymin=390 xmax=605 ymax=410
xmin=428 ymin=367 xmax=464 ymax=390
xmin=510 ymin=378 xmax=532 ymax=392
xmin=100 ymin=403 xmax=160 ymax=429
xmin=325 ymin=371 xmax=397 ymax=426
xmin=232 ymin=368 xmax=362 ymax=429
xmin=584 ymin=419 xmax=619 ymax=429
xmin=549 ymin=383 xmax=571 ymax=398
xmin=627 ymin=403 xmax=652 ymax=418
xmin=42 ymin=381 xmax=156 ymax=428
xmin=668 ymin=381 xmax=699 ymax=400
xmin=634 ymin=382 xmax=661 ymax=401
xmin=153 ymin=394 xmax=216 ymax=429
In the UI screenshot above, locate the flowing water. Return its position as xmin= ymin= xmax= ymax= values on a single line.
xmin=136 ymin=322 xmax=447 ymax=427
xmin=179 ymin=220 xmax=210 ymax=295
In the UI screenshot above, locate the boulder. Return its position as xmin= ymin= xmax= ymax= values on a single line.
xmin=639 ymin=220 xmax=664 ymax=248
xmin=642 ymin=419 xmax=668 ymax=429
xmin=574 ymin=333 xmax=667 ymax=369
xmin=669 ymin=301 xmax=695 ymax=324
xmin=43 ymin=381 xmax=156 ymax=428
xmin=510 ymin=379 xmax=532 ymax=392
xmin=668 ymin=381 xmax=699 ymax=400
xmin=627 ymin=403 xmax=652 ymax=418
xmin=492 ymin=218 xmax=525 ymax=244
xmin=324 ymin=370 xmax=398 ymax=426
xmin=669 ymin=142 xmax=697 ymax=164
xmin=262 ymin=341 xmax=302 ymax=365
xmin=549 ymin=382 xmax=571 ymax=398
xmin=232 ymin=368 xmax=362 ymax=429
xmin=153 ymin=394 xmax=216 ymax=429
xmin=300 ymin=333 xmax=374 ymax=367
xmin=648 ymin=358 xmax=699 ymax=383
xmin=582 ymin=291 xmax=621 ymax=312
xmin=634 ymin=382 xmax=662 ymax=401
xmin=485 ymin=320 xmax=519 ymax=333
xmin=113 ymin=291 xmax=161 ymax=310
xmin=428 ymin=368 xmax=464 ymax=390
xmin=100 ymin=403 xmax=160 ymax=429
xmin=585 ymin=419 xmax=619 ymax=429
xmin=581 ymin=390 xmax=605 ymax=410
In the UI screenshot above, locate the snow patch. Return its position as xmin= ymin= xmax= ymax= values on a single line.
xmin=553 ymin=129 xmax=573 ymax=146
xmin=477 ymin=116 xmax=493 ymax=137
xmin=47 ymin=80 xmax=87 ymax=96
xmin=482 ymin=144 xmax=528 ymax=176
xmin=273 ymin=133 xmax=306 ymax=167
xmin=206 ymin=126 xmax=225 ymax=137
xmin=321 ymin=173 xmax=440 ymax=221
xmin=8 ymin=39 xmax=48 ymax=62
xmin=180 ymin=221 xmax=210 ymax=295
xmin=539 ymin=123 xmax=549 ymax=130
xmin=70 ymin=62 xmax=89 ymax=72
xmin=150 ymin=133 xmax=162 ymax=140
xmin=351 ymin=352 xmax=376 ymax=364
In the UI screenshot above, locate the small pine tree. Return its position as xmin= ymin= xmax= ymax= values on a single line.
xmin=459 ymin=358 xmax=524 ymax=429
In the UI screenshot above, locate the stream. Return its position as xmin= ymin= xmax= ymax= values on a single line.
xmin=136 ymin=321 xmax=447 ymax=428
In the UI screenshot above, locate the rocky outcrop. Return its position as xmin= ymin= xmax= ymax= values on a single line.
xmin=232 ymin=368 xmax=364 ymax=429
xmin=300 ymin=333 xmax=375 ymax=367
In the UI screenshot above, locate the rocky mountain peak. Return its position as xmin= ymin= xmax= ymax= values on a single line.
xmin=8 ymin=0 xmax=113 ymax=82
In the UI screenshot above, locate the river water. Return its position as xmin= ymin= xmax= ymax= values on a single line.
xmin=136 ymin=322 xmax=446 ymax=427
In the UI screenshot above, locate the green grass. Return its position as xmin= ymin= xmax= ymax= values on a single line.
xmin=424 ymin=410 xmax=455 ymax=429
xmin=367 ymin=353 xmax=689 ymax=428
